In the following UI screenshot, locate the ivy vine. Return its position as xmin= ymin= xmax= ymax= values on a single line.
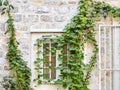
xmin=34 ymin=0 xmax=120 ymax=90
xmin=34 ymin=35 xmax=59 ymax=85
xmin=0 ymin=0 xmax=32 ymax=90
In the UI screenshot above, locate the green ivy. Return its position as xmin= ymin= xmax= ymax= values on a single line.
xmin=0 ymin=0 xmax=32 ymax=90
xmin=34 ymin=35 xmax=59 ymax=85
xmin=34 ymin=0 xmax=120 ymax=90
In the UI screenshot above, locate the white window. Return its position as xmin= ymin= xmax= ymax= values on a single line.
xmin=30 ymin=29 xmax=67 ymax=90
xmin=99 ymin=25 xmax=120 ymax=90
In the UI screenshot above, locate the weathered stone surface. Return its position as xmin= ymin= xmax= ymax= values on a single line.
xmin=30 ymin=0 xmax=43 ymax=4
xmin=44 ymin=0 xmax=58 ymax=5
xmin=58 ymin=6 xmax=69 ymax=14
xmin=30 ymin=23 xmax=46 ymax=29
xmin=69 ymin=6 xmax=78 ymax=13
xmin=22 ymin=0 xmax=28 ymax=3
xmin=41 ymin=15 xmax=53 ymax=22
xmin=11 ymin=6 xmax=19 ymax=13
xmin=0 ymin=23 xmax=5 ymax=31
xmin=46 ymin=23 xmax=67 ymax=29
xmin=0 ymin=51 xmax=3 ymax=58
xmin=54 ymin=16 xmax=66 ymax=22
xmin=68 ymin=0 xmax=77 ymax=4
xmin=0 ymin=7 xmax=2 ymax=12
xmin=22 ymin=5 xmax=36 ymax=13
xmin=14 ymin=0 xmax=21 ymax=3
xmin=36 ymin=6 xmax=49 ymax=13
xmin=23 ymin=15 xmax=39 ymax=22
xmin=13 ymin=14 xmax=22 ymax=22
xmin=4 ymin=65 xmax=9 ymax=70
xmin=0 ymin=0 xmax=119 ymax=90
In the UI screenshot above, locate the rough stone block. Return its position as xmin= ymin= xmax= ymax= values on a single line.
xmin=22 ymin=0 xmax=28 ymax=3
xmin=23 ymin=15 xmax=39 ymax=22
xmin=0 ymin=51 xmax=3 ymax=58
xmin=13 ymin=14 xmax=22 ymax=22
xmin=11 ymin=6 xmax=19 ymax=13
xmin=22 ymin=5 xmax=36 ymax=13
xmin=54 ymin=16 xmax=66 ymax=22
xmin=30 ymin=23 xmax=46 ymax=29
xmin=0 ymin=23 xmax=5 ymax=31
xmin=14 ymin=0 xmax=21 ymax=3
xmin=28 ymin=15 xmax=39 ymax=22
xmin=68 ymin=0 xmax=77 ymax=4
xmin=36 ymin=6 xmax=49 ymax=14
xmin=41 ymin=15 xmax=53 ymax=22
xmin=58 ymin=6 xmax=69 ymax=14
xmin=30 ymin=0 xmax=43 ymax=4
xmin=44 ymin=0 xmax=58 ymax=5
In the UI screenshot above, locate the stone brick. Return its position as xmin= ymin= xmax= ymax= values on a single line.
xmin=0 ymin=59 xmax=8 ymax=65
xmin=18 ymin=38 xmax=28 ymax=43
xmin=41 ymin=15 xmax=53 ymax=22
xmin=0 ymin=66 xmax=3 ymax=71
xmin=28 ymin=15 xmax=39 ymax=22
xmin=44 ymin=0 xmax=58 ymax=5
xmin=30 ymin=23 xmax=46 ymax=29
xmin=13 ymin=14 xmax=22 ymax=22
xmin=50 ymin=7 xmax=58 ymax=14
xmin=36 ymin=6 xmax=49 ymax=14
xmin=22 ymin=5 xmax=36 ymax=13
xmin=59 ymin=1 xmax=68 ymax=5
xmin=0 ymin=7 xmax=2 ymax=12
xmin=58 ymin=6 xmax=69 ymax=14
xmin=22 ymin=25 xmax=28 ymax=31
xmin=23 ymin=15 xmax=39 ymax=22
xmin=14 ymin=0 xmax=21 ymax=3
xmin=4 ymin=65 xmax=9 ymax=70
xmin=46 ymin=23 xmax=67 ymax=29
xmin=22 ymin=15 xmax=29 ymax=22
xmin=11 ymin=6 xmax=19 ymax=13
xmin=54 ymin=16 xmax=66 ymax=22
xmin=21 ymin=51 xmax=29 ymax=56
xmin=68 ymin=0 xmax=77 ymax=4
xmin=22 ymin=0 xmax=28 ymax=3
xmin=69 ymin=6 xmax=78 ymax=13
xmin=0 ymin=23 xmax=5 ymax=31
xmin=14 ymin=23 xmax=22 ymax=30
xmin=0 ymin=51 xmax=3 ymax=58
xmin=21 ymin=44 xmax=29 ymax=49
xmin=30 ymin=0 xmax=43 ymax=4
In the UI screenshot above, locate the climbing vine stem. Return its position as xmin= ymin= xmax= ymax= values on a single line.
xmin=0 ymin=0 xmax=32 ymax=90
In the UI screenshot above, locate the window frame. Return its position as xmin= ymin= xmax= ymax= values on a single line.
xmin=30 ymin=29 xmax=64 ymax=85
xmin=99 ymin=25 xmax=120 ymax=90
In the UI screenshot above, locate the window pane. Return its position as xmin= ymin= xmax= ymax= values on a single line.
xmin=43 ymin=43 xmax=50 ymax=79
xmin=99 ymin=25 xmax=120 ymax=90
xmin=43 ymin=68 xmax=50 ymax=79
xmin=63 ymin=45 xmax=68 ymax=67
xmin=51 ymin=43 xmax=56 ymax=79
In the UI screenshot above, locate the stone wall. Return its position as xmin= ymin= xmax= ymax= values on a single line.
xmin=0 ymin=0 xmax=78 ymax=78
xmin=0 ymin=0 xmax=120 ymax=90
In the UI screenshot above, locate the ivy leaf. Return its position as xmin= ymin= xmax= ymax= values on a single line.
xmin=5 ymin=29 xmax=11 ymax=34
xmin=0 ymin=0 xmax=2 ymax=6
xmin=3 ymin=0 xmax=9 ymax=6
xmin=2 ymin=8 xmax=6 ymax=11
xmin=9 ymin=4 xmax=14 ymax=10
xmin=38 ymin=80 xmax=42 ymax=85
xmin=1 ymin=11 xmax=5 ymax=15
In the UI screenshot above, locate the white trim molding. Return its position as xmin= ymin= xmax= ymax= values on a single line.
xmin=30 ymin=29 xmax=64 ymax=33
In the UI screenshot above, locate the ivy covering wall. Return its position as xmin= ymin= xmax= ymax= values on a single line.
xmin=0 ymin=0 xmax=32 ymax=90
xmin=34 ymin=0 xmax=120 ymax=90
xmin=0 ymin=0 xmax=120 ymax=90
